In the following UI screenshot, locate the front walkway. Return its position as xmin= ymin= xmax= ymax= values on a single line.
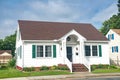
xmin=1 ymin=72 xmax=120 ymax=80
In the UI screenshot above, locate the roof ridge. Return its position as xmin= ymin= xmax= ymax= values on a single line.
xmin=18 ymin=20 xmax=91 ymax=25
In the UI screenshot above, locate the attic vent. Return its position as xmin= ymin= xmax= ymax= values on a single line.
xmin=67 ymin=37 xmax=71 ymax=41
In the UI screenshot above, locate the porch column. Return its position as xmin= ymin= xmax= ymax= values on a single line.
xmin=61 ymin=39 xmax=66 ymax=64
xmin=80 ymin=40 xmax=84 ymax=64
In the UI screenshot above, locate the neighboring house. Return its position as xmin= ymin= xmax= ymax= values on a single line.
xmin=106 ymin=29 xmax=120 ymax=66
xmin=0 ymin=50 xmax=12 ymax=64
xmin=16 ymin=20 xmax=109 ymax=72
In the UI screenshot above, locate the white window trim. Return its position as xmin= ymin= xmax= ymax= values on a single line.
xmin=85 ymin=45 xmax=99 ymax=57
xmin=112 ymin=46 xmax=118 ymax=53
xmin=45 ymin=45 xmax=53 ymax=58
xmin=91 ymin=45 xmax=98 ymax=56
xmin=36 ymin=45 xmax=53 ymax=58
xmin=36 ymin=45 xmax=44 ymax=58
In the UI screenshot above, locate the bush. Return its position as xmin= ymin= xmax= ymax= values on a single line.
xmin=50 ymin=65 xmax=58 ymax=70
xmin=108 ymin=65 xmax=117 ymax=69
xmin=57 ymin=66 xmax=69 ymax=70
xmin=23 ymin=67 xmax=35 ymax=72
xmin=7 ymin=58 xmax=16 ymax=68
xmin=91 ymin=65 xmax=97 ymax=71
xmin=40 ymin=66 xmax=49 ymax=70
xmin=0 ymin=65 xmax=7 ymax=69
xmin=91 ymin=64 xmax=109 ymax=71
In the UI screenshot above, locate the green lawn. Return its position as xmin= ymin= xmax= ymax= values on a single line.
xmin=0 ymin=68 xmax=70 ymax=79
xmin=92 ymin=69 xmax=120 ymax=73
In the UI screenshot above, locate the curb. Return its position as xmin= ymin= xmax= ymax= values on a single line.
xmin=67 ymin=73 xmax=120 ymax=79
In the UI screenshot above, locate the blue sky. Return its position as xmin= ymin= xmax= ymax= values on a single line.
xmin=0 ymin=0 xmax=118 ymax=39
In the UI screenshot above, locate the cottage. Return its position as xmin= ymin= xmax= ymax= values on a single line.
xmin=0 ymin=50 xmax=12 ymax=64
xmin=106 ymin=29 xmax=120 ymax=65
xmin=16 ymin=20 xmax=109 ymax=72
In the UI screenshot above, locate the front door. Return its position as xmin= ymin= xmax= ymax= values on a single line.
xmin=66 ymin=47 xmax=72 ymax=62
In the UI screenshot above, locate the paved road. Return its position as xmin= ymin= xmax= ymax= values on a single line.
xmin=71 ymin=76 xmax=120 ymax=80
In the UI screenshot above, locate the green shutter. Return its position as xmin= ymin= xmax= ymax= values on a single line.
xmin=32 ymin=45 xmax=36 ymax=58
xmin=17 ymin=47 xmax=19 ymax=57
xmin=20 ymin=46 xmax=22 ymax=59
xmin=99 ymin=45 xmax=102 ymax=57
xmin=53 ymin=45 xmax=56 ymax=58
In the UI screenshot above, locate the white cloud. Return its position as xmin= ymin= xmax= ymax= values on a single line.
xmin=25 ymin=0 xmax=80 ymax=22
xmin=91 ymin=3 xmax=118 ymax=22
xmin=29 ymin=1 xmax=71 ymax=15
xmin=0 ymin=19 xmax=17 ymax=39
xmin=0 ymin=0 xmax=117 ymax=38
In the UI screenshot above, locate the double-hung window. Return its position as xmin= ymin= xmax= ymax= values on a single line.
xmin=85 ymin=45 xmax=91 ymax=56
xmin=36 ymin=45 xmax=52 ymax=58
xmin=45 ymin=46 xmax=52 ymax=57
xmin=37 ymin=46 xmax=43 ymax=57
xmin=108 ymin=34 xmax=114 ymax=40
xmin=112 ymin=46 xmax=119 ymax=53
xmin=92 ymin=45 xmax=98 ymax=56
xmin=85 ymin=45 xmax=99 ymax=57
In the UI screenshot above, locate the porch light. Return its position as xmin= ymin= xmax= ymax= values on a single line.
xmin=76 ymin=47 xmax=78 ymax=50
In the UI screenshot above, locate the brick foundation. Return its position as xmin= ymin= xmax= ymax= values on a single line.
xmin=16 ymin=66 xmax=23 ymax=70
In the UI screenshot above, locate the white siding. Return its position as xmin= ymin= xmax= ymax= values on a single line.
xmin=84 ymin=43 xmax=109 ymax=65
xmin=16 ymin=28 xmax=23 ymax=68
xmin=106 ymin=30 xmax=120 ymax=65
xmin=23 ymin=42 xmax=63 ymax=67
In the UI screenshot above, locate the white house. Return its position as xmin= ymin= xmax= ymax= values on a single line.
xmin=106 ymin=29 xmax=120 ymax=66
xmin=16 ymin=20 xmax=109 ymax=72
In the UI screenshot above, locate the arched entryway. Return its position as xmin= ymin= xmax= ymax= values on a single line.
xmin=66 ymin=35 xmax=79 ymax=63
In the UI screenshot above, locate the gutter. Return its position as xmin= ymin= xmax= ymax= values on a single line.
xmin=85 ymin=40 xmax=109 ymax=43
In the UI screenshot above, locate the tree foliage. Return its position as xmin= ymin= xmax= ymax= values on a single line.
xmin=0 ymin=32 xmax=16 ymax=57
xmin=100 ymin=15 xmax=120 ymax=35
xmin=118 ymin=0 xmax=120 ymax=15
xmin=100 ymin=0 xmax=120 ymax=35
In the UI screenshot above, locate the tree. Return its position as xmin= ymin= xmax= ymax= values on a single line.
xmin=100 ymin=15 xmax=120 ymax=35
xmin=100 ymin=0 xmax=120 ymax=35
xmin=0 ymin=32 xmax=16 ymax=57
xmin=118 ymin=0 xmax=120 ymax=15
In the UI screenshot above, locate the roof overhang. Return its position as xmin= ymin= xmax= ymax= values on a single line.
xmin=85 ymin=40 xmax=109 ymax=43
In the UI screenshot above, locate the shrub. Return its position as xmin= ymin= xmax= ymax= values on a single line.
xmin=108 ymin=65 xmax=117 ymax=69
xmin=7 ymin=58 xmax=16 ymax=68
xmin=40 ymin=66 xmax=49 ymax=70
xmin=91 ymin=65 xmax=97 ymax=71
xmin=97 ymin=64 xmax=103 ymax=69
xmin=91 ymin=64 xmax=109 ymax=71
xmin=23 ymin=67 xmax=35 ymax=72
xmin=0 ymin=65 xmax=7 ymax=69
xmin=50 ymin=65 xmax=58 ymax=70
xmin=57 ymin=66 xmax=69 ymax=70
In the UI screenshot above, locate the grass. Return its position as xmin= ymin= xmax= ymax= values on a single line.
xmin=0 ymin=68 xmax=70 ymax=79
xmin=92 ymin=69 xmax=120 ymax=73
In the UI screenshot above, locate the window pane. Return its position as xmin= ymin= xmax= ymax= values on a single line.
xmin=92 ymin=46 xmax=98 ymax=56
xmin=45 ymin=46 xmax=52 ymax=57
xmin=37 ymin=46 xmax=43 ymax=57
xmin=85 ymin=46 xmax=91 ymax=56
